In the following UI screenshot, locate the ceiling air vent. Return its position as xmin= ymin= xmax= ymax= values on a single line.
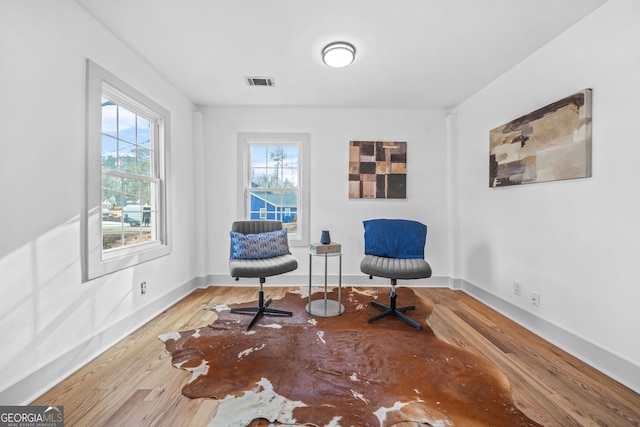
xmin=245 ymin=76 xmax=276 ymax=87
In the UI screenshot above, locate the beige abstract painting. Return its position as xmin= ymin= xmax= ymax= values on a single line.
xmin=489 ymin=89 xmax=592 ymax=187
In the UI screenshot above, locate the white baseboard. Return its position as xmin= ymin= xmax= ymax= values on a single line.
xmin=203 ymin=273 xmax=451 ymax=288
xmin=458 ymin=279 xmax=640 ymax=394
xmin=207 ymin=272 xmax=639 ymax=393
xmin=0 ymin=278 xmax=200 ymax=405
xmin=4 ymin=274 xmax=636 ymax=405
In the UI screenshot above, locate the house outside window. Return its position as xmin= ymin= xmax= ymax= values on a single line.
xmin=84 ymin=60 xmax=171 ymax=280
xmin=238 ymin=133 xmax=310 ymax=247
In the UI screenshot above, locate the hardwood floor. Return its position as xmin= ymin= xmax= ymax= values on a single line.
xmin=32 ymin=286 xmax=640 ymax=426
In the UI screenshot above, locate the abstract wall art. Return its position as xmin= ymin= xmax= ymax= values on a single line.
xmin=349 ymin=141 xmax=407 ymax=199
xmin=489 ymin=89 xmax=592 ymax=188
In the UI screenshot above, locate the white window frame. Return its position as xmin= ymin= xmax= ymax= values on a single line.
xmin=237 ymin=133 xmax=310 ymax=247
xmin=84 ymin=60 xmax=171 ymax=280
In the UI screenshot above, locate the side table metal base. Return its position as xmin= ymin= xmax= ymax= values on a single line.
xmin=307 ymin=249 xmax=344 ymax=317
xmin=306 ymin=299 xmax=344 ymax=317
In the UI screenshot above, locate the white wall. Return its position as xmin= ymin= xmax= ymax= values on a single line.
xmin=453 ymin=0 xmax=640 ymax=388
xmin=0 ymin=0 xmax=198 ymax=403
xmin=201 ymin=107 xmax=451 ymax=285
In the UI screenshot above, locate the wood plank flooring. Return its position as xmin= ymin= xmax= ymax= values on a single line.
xmin=32 ymin=286 xmax=640 ymax=426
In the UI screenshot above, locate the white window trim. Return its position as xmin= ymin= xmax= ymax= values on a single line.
xmin=237 ymin=132 xmax=310 ymax=247
xmin=83 ymin=59 xmax=171 ymax=281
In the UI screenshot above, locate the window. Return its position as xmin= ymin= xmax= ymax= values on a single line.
xmin=84 ymin=60 xmax=170 ymax=280
xmin=238 ymin=133 xmax=310 ymax=247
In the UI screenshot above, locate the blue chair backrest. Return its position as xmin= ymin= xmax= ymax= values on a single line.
xmin=363 ymin=219 xmax=427 ymax=259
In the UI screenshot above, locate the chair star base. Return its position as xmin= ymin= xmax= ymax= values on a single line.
xmin=368 ymin=290 xmax=422 ymax=330
xmin=230 ymin=288 xmax=292 ymax=331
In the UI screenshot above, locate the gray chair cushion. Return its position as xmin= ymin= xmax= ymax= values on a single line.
xmin=232 ymin=220 xmax=283 ymax=234
xmin=360 ymin=254 xmax=432 ymax=280
xmin=230 ymin=254 xmax=298 ymax=278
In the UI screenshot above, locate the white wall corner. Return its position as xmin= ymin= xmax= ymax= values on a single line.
xmin=192 ymin=111 xmax=209 ymax=277
xmin=445 ymin=112 xmax=461 ymax=281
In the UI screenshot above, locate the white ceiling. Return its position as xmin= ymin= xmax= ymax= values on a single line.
xmin=75 ymin=0 xmax=607 ymax=109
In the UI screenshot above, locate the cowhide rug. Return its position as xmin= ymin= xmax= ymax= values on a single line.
xmin=159 ymin=287 xmax=541 ymax=427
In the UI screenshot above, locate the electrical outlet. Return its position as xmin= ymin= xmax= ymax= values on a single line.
xmin=513 ymin=281 xmax=522 ymax=296
xmin=140 ymin=281 xmax=147 ymax=295
xmin=531 ymin=292 xmax=540 ymax=307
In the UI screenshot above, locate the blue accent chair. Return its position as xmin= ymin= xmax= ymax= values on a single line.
xmin=360 ymin=219 xmax=432 ymax=329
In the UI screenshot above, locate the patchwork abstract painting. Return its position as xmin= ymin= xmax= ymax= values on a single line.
xmin=349 ymin=141 xmax=407 ymax=198
xmin=489 ymin=89 xmax=592 ymax=187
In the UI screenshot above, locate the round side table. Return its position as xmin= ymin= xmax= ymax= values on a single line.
xmin=306 ymin=250 xmax=344 ymax=317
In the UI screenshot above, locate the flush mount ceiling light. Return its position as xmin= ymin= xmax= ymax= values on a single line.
xmin=322 ymin=42 xmax=356 ymax=68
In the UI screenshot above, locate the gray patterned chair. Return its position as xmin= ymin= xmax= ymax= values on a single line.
xmin=229 ymin=220 xmax=298 ymax=330
xmin=360 ymin=219 xmax=432 ymax=330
